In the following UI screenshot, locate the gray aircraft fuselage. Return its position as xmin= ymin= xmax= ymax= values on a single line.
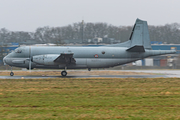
xmin=3 ymin=46 xmax=175 ymax=69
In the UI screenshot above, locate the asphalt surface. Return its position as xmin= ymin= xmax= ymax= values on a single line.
xmin=122 ymin=70 xmax=180 ymax=78
xmin=0 ymin=75 xmax=168 ymax=79
xmin=0 ymin=70 xmax=179 ymax=79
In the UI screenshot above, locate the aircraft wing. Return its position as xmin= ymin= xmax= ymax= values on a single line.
xmin=54 ymin=52 xmax=76 ymax=64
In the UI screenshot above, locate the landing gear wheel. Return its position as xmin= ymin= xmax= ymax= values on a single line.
xmin=10 ymin=72 xmax=14 ymax=76
xmin=61 ymin=71 xmax=67 ymax=77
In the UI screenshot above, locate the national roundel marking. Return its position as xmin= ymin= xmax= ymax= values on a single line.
xmin=94 ymin=54 xmax=98 ymax=58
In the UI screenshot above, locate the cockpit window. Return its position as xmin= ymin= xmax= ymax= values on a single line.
xmin=15 ymin=49 xmax=22 ymax=53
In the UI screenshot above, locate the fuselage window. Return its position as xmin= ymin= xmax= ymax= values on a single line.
xmin=102 ymin=51 xmax=105 ymax=54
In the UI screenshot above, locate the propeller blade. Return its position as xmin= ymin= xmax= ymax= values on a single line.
xmin=29 ymin=58 xmax=31 ymax=72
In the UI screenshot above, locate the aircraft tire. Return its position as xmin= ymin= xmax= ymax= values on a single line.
xmin=10 ymin=72 xmax=14 ymax=76
xmin=61 ymin=71 xmax=67 ymax=77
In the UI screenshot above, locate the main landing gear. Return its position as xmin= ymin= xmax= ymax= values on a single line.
xmin=10 ymin=66 xmax=14 ymax=76
xmin=61 ymin=67 xmax=67 ymax=77
xmin=61 ymin=71 xmax=67 ymax=76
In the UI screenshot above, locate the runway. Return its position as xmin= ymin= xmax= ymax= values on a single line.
xmin=0 ymin=75 xmax=167 ymax=79
xmin=0 ymin=70 xmax=178 ymax=79
xmin=122 ymin=70 xmax=180 ymax=78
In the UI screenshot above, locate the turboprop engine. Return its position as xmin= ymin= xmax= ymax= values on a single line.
xmin=32 ymin=54 xmax=59 ymax=65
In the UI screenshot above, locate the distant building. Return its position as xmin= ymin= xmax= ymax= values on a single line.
xmin=152 ymin=44 xmax=180 ymax=54
xmin=93 ymin=38 xmax=103 ymax=43
xmin=151 ymin=41 xmax=163 ymax=44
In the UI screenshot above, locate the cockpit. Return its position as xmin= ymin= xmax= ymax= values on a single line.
xmin=14 ymin=48 xmax=22 ymax=53
xmin=5 ymin=47 xmax=26 ymax=58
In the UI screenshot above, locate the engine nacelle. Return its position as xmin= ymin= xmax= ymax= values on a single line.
xmin=32 ymin=54 xmax=59 ymax=65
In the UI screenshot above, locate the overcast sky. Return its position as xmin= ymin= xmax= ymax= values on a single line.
xmin=0 ymin=0 xmax=180 ymax=32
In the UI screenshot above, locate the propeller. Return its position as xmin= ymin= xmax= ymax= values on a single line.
xmin=26 ymin=57 xmax=32 ymax=72
xmin=29 ymin=46 xmax=32 ymax=72
xmin=29 ymin=57 xmax=31 ymax=72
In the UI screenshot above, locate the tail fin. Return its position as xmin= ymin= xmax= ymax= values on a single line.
xmin=129 ymin=18 xmax=151 ymax=50
xmin=104 ymin=18 xmax=152 ymax=49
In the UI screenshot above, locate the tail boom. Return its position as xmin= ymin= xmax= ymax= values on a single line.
xmin=146 ymin=50 xmax=176 ymax=57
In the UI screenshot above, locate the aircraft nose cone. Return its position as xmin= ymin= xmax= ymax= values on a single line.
xmin=3 ymin=56 xmax=7 ymax=65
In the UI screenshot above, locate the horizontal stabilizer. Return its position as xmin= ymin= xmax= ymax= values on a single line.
xmin=126 ymin=45 xmax=145 ymax=52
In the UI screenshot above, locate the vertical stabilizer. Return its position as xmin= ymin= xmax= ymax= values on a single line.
xmin=129 ymin=19 xmax=151 ymax=49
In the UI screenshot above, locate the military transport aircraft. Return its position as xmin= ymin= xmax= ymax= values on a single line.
xmin=3 ymin=19 xmax=176 ymax=76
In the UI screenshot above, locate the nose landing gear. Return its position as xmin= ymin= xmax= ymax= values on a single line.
xmin=10 ymin=72 xmax=14 ymax=76
xmin=10 ymin=67 xmax=14 ymax=76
